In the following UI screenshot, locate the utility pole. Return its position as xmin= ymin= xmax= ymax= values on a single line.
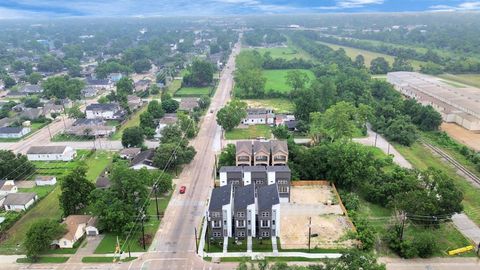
xmin=387 ymin=143 xmax=391 ymax=155
xmin=308 ymin=217 xmax=312 ymax=253
xmin=194 ymin=227 xmax=198 ymax=254
xmin=153 ymin=184 xmax=160 ymax=220
xmin=399 ymin=211 xmax=406 ymax=241
xmin=374 ymin=133 xmax=378 ymax=147
xmin=141 ymin=212 xmax=146 ymax=250
xmin=47 ymin=124 xmax=52 ymax=139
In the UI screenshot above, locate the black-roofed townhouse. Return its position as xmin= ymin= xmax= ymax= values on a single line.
xmin=270 ymin=140 xmax=288 ymax=166
xmin=235 ymin=141 xmax=252 ymax=166
xmin=233 ymin=184 xmax=256 ymax=239
xmin=243 ymin=166 xmax=267 ymax=189
xmin=207 ymin=185 xmax=233 ymax=239
xmin=253 ymin=141 xmax=270 ymax=166
xmin=219 ymin=166 xmax=244 ymax=188
xmin=256 ymin=184 xmax=281 ymax=238
xmin=267 ymin=166 xmax=291 ymax=202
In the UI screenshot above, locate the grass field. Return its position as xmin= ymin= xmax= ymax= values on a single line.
xmin=17 ymin=257 xmax=69 ymax=263
xmin=243 ymin=99 xmax=294 ymax=113
xmin=94 ymin=191 xmax=173 ymax=254
xmin=246 ymin=46 xmax=311 ymax=61
xmin=51 ymin=133 xmax=94 ymax=142
xmin=165 ymin=78 xmax=182 ymax=96
xmin=317 ymin=41 xmax=425 ymax=70
xmin=175 ymin=86 xmax=210 ymax=97
xmin=264 ymin=69 xmax=315 ymax=93
xmin=394 ymin=142 xmax=480 ymax=226
xmin=438 ymin=73 xmax=480 ymax=88
xmin=225 ymin=125 xmax=272 ymax=140
xmin=0 ymin=151 xmax=113 ymax=254
xmin=112 ymin=105 xmax=148 ymax=140
xmin=227 ymin=238 xmax=247 ymax=252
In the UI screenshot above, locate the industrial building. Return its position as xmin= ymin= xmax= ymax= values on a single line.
xmin=387 ymin=72 xmax=480 ymax=132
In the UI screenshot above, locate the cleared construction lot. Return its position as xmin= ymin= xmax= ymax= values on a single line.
xmin=279 ymin=185 xmax=355 ymax=250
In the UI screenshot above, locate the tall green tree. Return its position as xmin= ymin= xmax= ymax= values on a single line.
xmin=59 ymin=166 xmax=95 ymax=216
xmin=116 ymin=77 xmax=134 ymax=96
xmin=121 ymin=126 xmax=145 ymax=148
xmin=285 ymin=70 xmax=310 ymax=91
xmin=24 ymin=220 xmax=66 ymax=261
xmin=0 ymin=150 xmax=35 ymax=180
xmin=216 ymin=100 xmax=247 ymax=131
xmin=370 ymin=57 xmax=390 ymax=74
xmin=147 ymin=100 xmax=165 ymax=118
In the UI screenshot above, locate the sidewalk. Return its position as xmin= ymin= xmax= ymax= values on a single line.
xmin=452 ymin=213 xmax=480 ymax=245
xmin=205 ymin=251 xmax=342 ymax=259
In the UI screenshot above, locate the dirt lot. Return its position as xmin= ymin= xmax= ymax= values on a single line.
xmin=280 ymin=185 xmax=355 ymax=250
xmin=441 ymin=123 xmax=480 ymax=151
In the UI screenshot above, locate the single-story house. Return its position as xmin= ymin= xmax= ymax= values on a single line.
xmin=179 ymin=98 xmax=199 ymax=112
xmin=275 ymin=114 xmax=295 ymax=126
xmin=85 ymin=77 xmax=113 ymax=90
xmin=54 ymin=215 xmax=99 ymax=248
xmin=81 ymin=86 xmax=98 ymax=98
xmin=0 ymin=126 xmax=30 ymax=138
xmin=0 ymin=180 xmax=17 ymax=196
xmin=242 ymin=108 xmax=275 ymax=126
xmin=3 ymin=192 xmax=38 ymax=211
xmin=127 ymin=95 xmax=143 ymax=111
xmin=130 ymin=149 xmax=157 ymax=170
xmin=35 ymin=176 xmax=57 ymax=186
xmin=119 ymin=148 xmax=141 ymax=160
xmin=284 ymin=120 xmax=297 ymax=131
xmin=85 ymin=103 xmax=125 ymax=120
xmin=134 ymin=79 xmax=151 ymax=92
xmin=26 ymin=145 xmax=77 ymax=161
xmin=20 ymin=108 xmax=43 ymax=120
xmin=154 ymin=114 xmax=178 ymax=140
xmin=21 ymin=84 xmax=43 ymax=94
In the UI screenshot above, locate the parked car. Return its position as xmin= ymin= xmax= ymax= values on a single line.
xmin=179 ymin=185 xmax=186 ymax=194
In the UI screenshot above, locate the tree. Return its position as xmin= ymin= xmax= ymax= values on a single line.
xmin=0 ymin=150 xmax=35 ymax=180
xmin=370 ymin=57 xmax=390 ymax=74
xmin=272 ymin=125 xmax=290 ymax=139
xmin=354 ymin=54 xmax=365 ymax=68
xmin=323 ymin=250 xmax=386 ymax=270
xmin=24 ymin=220 xmax=66 ymax=261
xmin=68 ymin=105 xmax=85 ymax=119
xmin=161 ymin=99 xmax=179 ymax=113
xmin=140 ymin=111 xmax=156 ymax=130
xmin=2 ymin=75 xmax=16 ymax=89
xmin=218 ymin=144 xmax=236 ymax=169
xmin=37 ymin=55 xmax=63 ymax=72
xmin=23 ymin=96 xmax=42 ymax=108
xmin=309 ymin=102 xmax=360 ymax=143
xmin=182 ymin=59 xmax=214 ymax=87
xmin=122 ymin=127 xmax=144 ymax=148
xmin=153 ymin=143 xmax=196 ymax=171
xmin=198 ymin=95 xmax=211 ymax=110
xmin=98 ymin=96 xmax=108 ymax=104
xmin=116 ymin=77 xmax=134 ymax=96
xmin=147 ymin=100 xmax=164 ymax=118
xmin=59 ymin=166 xmax=95 ymax=216
xmin=133 ymin=59 xmax=151 ymax=73
xmin=28 ymin=72 xmax=42 ymax=85
xmin=149 ymin=84 xmax=160 ymax=95
xmin=420 ymin=62 xmax=443 ymax=75
xmin=160 ymin=124 xmax=184 ymax=144
xmin=42 ymin=76 xmax=85 ymax=100
xmin=64 ymin=58 xmax=82 ymax=77
xmin=177 ymin=113 xmax=197 ymax=138
xmin=216 ymin=100 xmax=247 ymax=131
xmin=392 ymin=57 xmax=414 ymax=72
xmin=384 ymin=116 xmax=418 ymax=146
xmin=234 ymin=67 xmax=266 ymax=98
xmin=285 ymin=70 xmax=310 ymax=91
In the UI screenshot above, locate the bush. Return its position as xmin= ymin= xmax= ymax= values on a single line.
xmin=413 ymin=232 xmax=436 ymax=258
xmin=340 ymin=192 xmax=360 ymax=211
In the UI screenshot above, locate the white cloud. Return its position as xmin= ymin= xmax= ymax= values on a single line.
xmin=430 ymin=1 xmax=480 ymax=12
xmin=337 ymin=0 xmax=384 ymax=8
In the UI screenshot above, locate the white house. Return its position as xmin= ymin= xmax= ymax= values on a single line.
xmin=0 ymin=180 xmax=17 ymax=196
xmin=35 ymin=176 xmax=57 ymax=186
xmin=130 ymin=149 xmax=157 ymax=170
xmin=0 ymin=127 xmax=30 ymax=138
xmin=85 ymin=103 xmax=124 ymax=120
xmin=241 ymin=108 xmax=275 ymax=126
xmin=26 ymin=146 xmax=77 ymax=161
xmin=55 ymin=215 xmax=99 ymax=248
xmin=154 ymin=114 xmax=177 ymax=140
xmin=3 ymin=193 xmax=38 ymax=211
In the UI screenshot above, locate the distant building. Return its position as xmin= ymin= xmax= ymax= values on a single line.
xmin=20 ymin=84 xmax=43 ymax=94
xmin=241 ymin=108 xmax=275 ymax=125
xmin=35 ymin=176 xmax=57 ymax=186
xmin=154 ymin=114 xmax=178 ymax=140
xmin=127 ymin=95 xmax=143 ymax=111
xmin=0 ymin=126 xmax=30 ymax=138
xmin=85 ymin=103 xmax=125 ymax=120
xmin=26 ymin=146 xmax=77 ymax=161
xmin=0 ymin=180 xmax=18 ymax=196
xmin=134 ymin=79 xmax=151 ymax=92
xmin=235 ymin=140 xmax=288 ymax=166
xmin=85 ymin=78 xmax=113 ymax=90
xmin=109 ymin=73 xmax=123 ymax=83
xmin=81 ymin=86 xmax=98 ymax=98
xmin=3 ymin=192 xmax=38 ymax=211
xmin=179 ymin=97 xmax=199 ymax=112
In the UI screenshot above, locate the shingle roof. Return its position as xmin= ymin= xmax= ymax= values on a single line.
xmin=266 ymin=165 xmax=290 ymax=172
xmin=243 ymin=166 xmax=266 ymax=172
xmin=159 ymin=114 xmax=178 ymax=124
xmin=271 ymin=140 xmax=288 ymax=154
xmin=285 ymin=120 xmax=297 ymax=129
xmin=257 ymin=184 xmax=279 ymax=210
xmin=22 ymin=84 xmax=43 ymax=93
xmin=62 ymin=215 xmax=93 ymax=241
xmin=253 ymin=141 xmax=270 ymax=154
xmin=73 ymin=118 xmax=105 ymax=126
xmin=95 ymin=175 xmax=111 ymax=188
xmin=234 ymin=184 xmax=255 ymax=210
xmin=34 ymin=176 xmax=55 ymax=181
xmin=119 ymin=148 xmax=141 ymax=158
xmin=86 ymin=103 xmax=119 ymax=111
xmin=209 ymin=185 xmax=231 ymax=211
xmin=236 ymin=141 xmax=252 ymax=155
xmin=219 ymin=166 xmax=243 ymax=173
xmin=0 ymin=127 xmax=24 ymax=134
xmin=27 ymin=145 xmax=68 ymax=155
xmin=4 ymin=192 xmax=37 ymax=205
xmin=131 ymin=149 xmax=155 ymax=167
xmin=86 ymin=78 xmax=110 ymax=86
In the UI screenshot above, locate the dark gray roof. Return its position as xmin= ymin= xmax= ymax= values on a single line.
xmin=86 ymin=78 xmax=110 ymax=85
xmin=247 ymin=108 xmax=269 ymax=115
xmin=27 ymin=145 xmax=68 ymax=155
xmin=86 ymin=103 xmax=119 ymax=111
xmin=73 ymin=118 xmax=105 ymax=126
xmin=4 ymin=192 xmax=37 ymax=205
xmin=236 ymin=141 xmax=252 ymax=155
xmin=21 ymin=108 xmax=42 ymax=119
xmin=285 ymin=120 xmax=297 ymax=129
xmin=96 ymin=175 xmax=111 ymax=188
xmin=243 ymin=166 xmax=266 ymax=172
xmin=0 ymin=126 xmax=24 ymax=134
xmin=234 ymin=184 xmax=255 ymax=210
xmin=257 ymin=184 xmax=280 ymax=210
xmin=209 ymin=185 xmax=231 ymax=211
xmin=131 ymin=149 xmax=155 ymax=167
xmin=267 ymin=165 xmax=290 ymax=172
xmin=219 ymin=166 xmax=243 ymax=173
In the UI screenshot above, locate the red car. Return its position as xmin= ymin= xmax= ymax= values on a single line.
xmin=179 ymin=186 xmax=186 ymax=194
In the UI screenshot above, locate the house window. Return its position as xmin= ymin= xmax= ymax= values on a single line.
xmin=213 ymin=232 xmax=222 ymax=237
xmin=261 ymin=211 xmax=270 ymax=217
xmin=255 ymin=180 xmax=264 ymax=185
xmin=261 ymin=231 xmax=270 ymax=237
xmin=211 ymin=212 xmax=221 ymax=218
xmin=278 ymin=180 xmax=288 ymax=185
xmin=236 ymin=220 xmax=246 ymax=228
xmin=224 ymin=220 xmax=227 ymax=225
xmin=261 ymin=220 xmax=270 ymax=228
xmin=212 ymin=220 xmax=221 ymax=228
xmin=279 ymin=186 xmax=289 ymax=193
xmin=272 ymin=220 xmax=276 ymax=226
xmin=237 ymin=231 xmax=246 ymax=237
xmin=237 ymin=212 xmax=245 ymax=218
xmin=248 ymin=220 xmax=251 ymax=225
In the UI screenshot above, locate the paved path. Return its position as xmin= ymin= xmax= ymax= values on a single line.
xmin=381 ymin=257 xmax=480 ymax=270
xmin=452 ymin=213 xmax=480 ymax=246
xmin=206 ymin=251 xmax=342 ymax=259
xmin=353 ymin=126 xmax=412 ymax=169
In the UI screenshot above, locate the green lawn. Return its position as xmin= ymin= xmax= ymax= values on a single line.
xmin=317 ymin=41 xmax=425 ymax=70
xmin=0 ymin=151 xmax=113 ymax=254
xmin=264 ymin=69 xmax=315 ymax=93
xmin=81 ymin=256 xmax=136 ymax=263
xmin=17 ymin=257 xmax=69 ymax=263
xmin=112 ymin=105 xmax=148 ymax=140
xmin=438 ymin=73 xmax=480 ymax=88
xmin=94 ymin=190 xmax=173 ymax=254
xmin=51 ymin=133 xmax=94 ymax=142
xmin=252 ymin=238 xmax=272 ymax=252
xmin=175 ymin=87 xmax=210 ymax=97
xmin=205 ymin=239 xmax=224 ymax=253
xmin=245 ymin=46 xmax=311 ymax=61
xmin=243 ymin=99 xmax=294 ymax=114
xmin=225 ymin=125 xmax=272 ymax=140
xmin=394 ymin=142 xmax=480 ymax=225
xmin=18 ymin=185 xmax=55 ymax=199
xmin=227 ymin=238 xmax=247 ymax=252
xmin=165 ymin=78 xmax=182 ymax=96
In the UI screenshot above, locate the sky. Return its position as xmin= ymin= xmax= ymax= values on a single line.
xmin=0 ymin=0 xmax=479 ymax=19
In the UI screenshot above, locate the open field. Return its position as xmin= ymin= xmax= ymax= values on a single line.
xmin=0 ymin=151 xmax=113 ymax=254
xmin=438 ymin=73 xmax=480 ymax=89
xmin=394 ymin=142 xmax=480 ymax=226
xmin=175 ymin=86 xmax=210 ymax=97
xmin=112 ymin=105 xmax=148 ymax=140
xmin=245 ymin=46 xmax=311 ymax=60
xmin=243 ymin=99 xmax=294 ymax=113
xmin=164 ymin=78 xmax=182 ymax=96
xmin=94 ymin=191 xmax=173 ymax=253
xmin=264 ymin=69 xmax=315 ymax=93
xmin=317 ymin=41 xmax=425 ymax=70
xmin=225 ymin=125 xmax=272 ymax=140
